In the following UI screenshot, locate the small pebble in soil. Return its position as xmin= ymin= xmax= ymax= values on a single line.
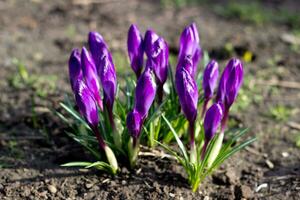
xmin=39 ymin=191 xmax=48 ymax=197
xmin=265 ymin=159 xmax=274 ymax=169
xmin=47 ymin=185 xmax=57 ymax=194
xmin=102 ymin=178 xmax=110 ymax=183
xmin=282 ymin=152 xmax=289 ymax=157
xmin=121 ymin=180 xmax=127 ymax=185
xmin=85 ymin=183 xmax=94 ymax=189
xmin=169 ymin=193 xmax=175 ymax=198
xmin=203 ymin=196 xmax=209 ymax=200
xmin=255 ymin=183 xmax=268 ymax=192
xmin=235 ymin=185 xmax=254 ymax=199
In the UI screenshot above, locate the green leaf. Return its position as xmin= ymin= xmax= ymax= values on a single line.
xmin=155 ymin=140 xmax=185 ymax=165
xmin=60 ymin=102 xmax=90 ymax=130
xmin=162 ymin=115 xmax=189 ymax=162
xmin=66 ymin=132 xmax=101 ymax=159
xmin=211 ymin=137 xmax=257 ymax=170
xmin=85 ymin=161 xmax=112 ymax=169
xmin=61 ymin=162 xmax=93 ymax=167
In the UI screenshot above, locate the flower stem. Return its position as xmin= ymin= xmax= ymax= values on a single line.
xmin=157 ymin=84 xmax=164 ymax=105
xmin=128 ymin=137 xmax=139 ymax=168
xmin=221 ymin=108 xmax=229 ymax=132
xmin=189 ymin=121 xmax=197 ymax=164
xmin=200 ymin=140 xmax=208 ymax=160
xmin=92 ymin=125 xmax=118 ymax=174
xmin=201 ymin=99 xmax=209 ymax=119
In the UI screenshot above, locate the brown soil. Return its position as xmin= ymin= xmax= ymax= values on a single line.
xmin=0 ymin=0 xmax=299 ymax=199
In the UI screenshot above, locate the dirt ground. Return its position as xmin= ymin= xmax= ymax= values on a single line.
xmin=0 ymin=0 xmax=300 ymax=199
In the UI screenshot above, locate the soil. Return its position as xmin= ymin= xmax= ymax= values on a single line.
xmin=0 ymin=0 xmax=300 ymax=199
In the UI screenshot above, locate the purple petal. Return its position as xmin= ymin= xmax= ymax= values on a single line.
xmin=127 ymin=24 xmax=144 ymax=77
xmin=98 ymin=49 xmax=117 ymax=109
xmin=204 ymin=102 xmax=224 ymax=141
xmin=225 ymin=59 xmax=243 ymax=108
xmin=134 ymin=67 xmax=157 ymax=119
xmin=126 ymin=109 xmax=142 ymax=138
xmin=81 ymin=47 xmax=103 ymax=110
xmin=68 ymin=48 xmax=82 ymax=92
xmin=88 ymin=31 xmax=108 ymax=68
xmin=203 ymin=60 xmax=219 ymax=100
xmin=144 ymin=29 xmax=160 ymax=58
xmin=178 ymin=23 xmax=202 ymax=78
xmin=216 ymin=58 xmax=243 ymax=110
xmin=147 ymin=37 xmax=169 ymax=85
xmin=75 ymin=79 xmax=99 ymax=127
xmin=175 ymin=67 xmax=199 ymax=123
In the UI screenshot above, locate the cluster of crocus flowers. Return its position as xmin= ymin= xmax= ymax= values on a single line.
xmin=127 ymin=24 xmax=169 ymax=103
xmin=175 ymin=23 xmax=244 ymax=166
xmin=63 ymin=22 xmax=251 ymax=191
xmin=126 ymin=24 xmax=169 ymax=165
xmin=175 ymin=23 xmax=202 ymax=163
xmin=68 ymin=32 xmax=118 ymax=173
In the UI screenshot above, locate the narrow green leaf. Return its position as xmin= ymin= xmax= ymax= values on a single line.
xmin=211 ymin=137 xmax=257 ymax=170
xmin=162 ymin=115 xmax=189 ymax=162
xmin=61 ymin=162 xmax=93 ymax=167
xmin=60 ymin=102 xmax=90 ymax=130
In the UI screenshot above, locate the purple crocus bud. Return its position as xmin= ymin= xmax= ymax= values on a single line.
xmin=216 ymin=58 xmax=243 ymax=109
xmin=81 ymin=47 xmax=103 ymax=111
xmin=175 ymin=67 xmax=199 ymax=124
xmin=74 ymin=79 xmax=99 ymax=128
xmin=144 ymin=29 xmax=160 ymax=58
xmin=178 ymin=23 xmax=202 ymax=78
xmin=147 ymin=37 xmax=169 ymax=85
xmin=204 ymin=102 xmax=224 ymax=142
xmin=225 ymin=59 xmax=243 ymax=109
xmin=127 ymin=24 xmax=144 ymax=78
xmin=98 ymin=48 xmax=117 ymax=110
xmin=203 ymin=60 xmax=219 ymax=100
xmin=88 ymin=32 xmax=108 ymax=67
xmin=134 ymin=67 xmax=157 ymax=119
xmin=126 ymin=109 xmax=142 ymax=139
xmin=68 ymin=48 xmax=82 ymax=92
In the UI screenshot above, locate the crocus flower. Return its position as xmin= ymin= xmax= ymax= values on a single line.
xmin=202 ymin=102 xmax=224 ymax=161
xmin=88 ymin=32 xmax=108 ymax=68
xmin=178 ymin=23 xmax=202 ymax=78
xmin=216 ymin=58 xmax=243 ymax=109
xmin=81 ymin=47 xmax=103 ymax=111
xmin=126 ymin=109 xmax=142 ymax=139
xmin=204 ymin=102 xmax=224 ymax=142
xmin=74 ymin=78 xmax=99 ymax=130
xmin=98 ymin=48 xmax=117 ymax=111
xmin=175 ymin=67 xmax=198 ymax=124
xmin=127 ymin=24 xmax=144 ymax=78
xmin=68 ymin=48 xmax=82 ymax=92
xmin=75 ymin=77 xmax=118 ymax=172
xmin=146 ymin=37 xmax=169 ymax=86
xmin=225 ymin=59 xmax=243 ymax=109
xmin=215 ymin=58 xmax=243 ymax=131
xmin=201 ymin=60 xmax=219 ymax=117
xmin=134 ymin=66 xmax=157 ymax=119
xmin=144 ymin=29 xmax=159 ymax=58
xmin=203 ymin=60 xmax=219 ymax=100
